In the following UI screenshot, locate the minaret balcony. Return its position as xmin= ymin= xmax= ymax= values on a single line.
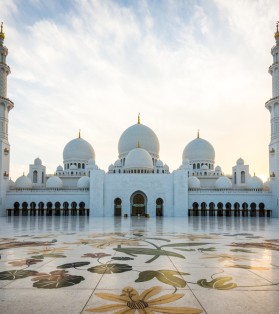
xmin=0 ymin=96 xmax=14 ymax=110
xmin=265 ymin=96 xmax=279 ymax=110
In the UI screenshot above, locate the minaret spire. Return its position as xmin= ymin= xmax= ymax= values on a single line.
xmin=138 ymin=112 xmax=140 ymax=124
xmin=0 ymin=22 xmax=5 ymax=41
xmin=197 ymin=129 xmax=200 ymax=138
xmin=275 ymin=21 xmax=279 ymax=45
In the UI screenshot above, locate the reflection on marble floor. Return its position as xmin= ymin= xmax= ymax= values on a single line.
xmin=0 ymin=216 xmax=279 ymax=314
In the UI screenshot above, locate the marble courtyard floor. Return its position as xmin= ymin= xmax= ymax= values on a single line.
xmin=0 ymin=216 xmax=279 ymax=314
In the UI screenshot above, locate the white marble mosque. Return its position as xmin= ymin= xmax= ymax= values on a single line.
xmin=1 ymin=23 xmax=279 ymax=218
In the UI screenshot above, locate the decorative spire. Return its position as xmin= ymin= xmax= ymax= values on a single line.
xmin=78 ymin=129 xmax=81 ymax=138
xmin=138 ymin=112 xmax=140 ymax=124
xmin=275 ymin=21 xmax=279 ymax=39
xmin=0 ymin=22 xmax=5 ymax=40
xmin=197 ymin=129 xmax=200 ymax=138
xmin=137 ymin=141 xmax=141 ymax=148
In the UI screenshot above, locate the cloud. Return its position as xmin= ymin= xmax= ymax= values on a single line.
xmin=1 ymin=0 xmax=277 ymax=180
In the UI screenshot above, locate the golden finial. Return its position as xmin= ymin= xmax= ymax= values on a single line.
xmin=197 ymin=129 xmax=200 ymax=138
xmin=138 ymin=112 xmax=140 ymax=124
xmin=23 ymin=172 xmax=25 ymax=176
xmin=275 ymin=21 xmax=279 ymax=39
xmin=78 ymin=129 xmax=81 ymax=138
xmin=0 ymin=22 xmax=5 ymax=40
xmin=137 ymin=141 xmax=141 ymax=148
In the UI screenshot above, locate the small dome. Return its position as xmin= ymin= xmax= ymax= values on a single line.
xmin=156 ymin=160 xmax=163 ymax=167
xmin=201 ymin=164 xmax=209 ymax=170
xmin=69 ymin=164 xmax=77 ymax=170
xmin=237 ymin=158 xmax=244 ymax=165
xmin=215 ymin=165 xmax=221 ymax=172
xmin=34 ymin=157 xmax=42 ymax=166
xmin=247 ymin=176 xmax=263 ymax=189
xmin=108 ymin=164 xmax=114 ymax=171
xmin=263 ymin=180 xmax=271 ymax=191
xmin=188 ymin=176 xmax=201 ymax=189
xmin=77 ymin=176 xmax=90 ymax=189
xmin=125 ymin=148 xmax=153 ymax=170
xmin=114 ymin=159 xmax=122 ymax=167
xmin=215 ymin=176 xmax=232 ymax=189
xmin=56 ymin=165 xmax=63 ymax=171
xmin=8 ymin=178 xmax=15 ymax=189
xmin=46 ymin=176 xmax=63 ymax=189
xmin=63 ymin=137 xmax=95 ymax=162
xmin=15 ymin=175 xmax=32 ymax=189
xmin=118 ymin=123 xmax=160 ymax=158
xmin=183 ymin=137 xmax=215 ymax=162
xmin=163 ymin=164 xmax=169 ymax=171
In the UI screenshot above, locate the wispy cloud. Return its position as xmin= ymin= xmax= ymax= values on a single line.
xmin=1 ymin=0 xmax=277 ymax=180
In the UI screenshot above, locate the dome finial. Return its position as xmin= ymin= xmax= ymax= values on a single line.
xmin=275 ymin=21 xmax=279 ymax=39
xmin=78 ymin=129 xmax=81 ymax=138
xmin=197 ymin=129 xmax=200 ymax=138
xmin=0 ymin=22 xmax=5 ymax=40
xmin=138 ymin=112 xmax=140 ymax=124
xmin=137 ymin=141 xmax=141 ymax=148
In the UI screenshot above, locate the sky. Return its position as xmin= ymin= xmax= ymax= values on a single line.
xmin=1 ymin=0 xmax=278 ymax=181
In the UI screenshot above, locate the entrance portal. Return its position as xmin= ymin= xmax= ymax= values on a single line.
xmin=131 ymin=193 xmax=146 ymax=216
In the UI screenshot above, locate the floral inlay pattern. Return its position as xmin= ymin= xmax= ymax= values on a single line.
xmin=85 ymin=286 xmax=203 ymax=313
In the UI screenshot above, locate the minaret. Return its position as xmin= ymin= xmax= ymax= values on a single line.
xmin=0 ymin=23 xmax=14 ymax=215
xmin=266 ymin=22 xmax=279 ymax=179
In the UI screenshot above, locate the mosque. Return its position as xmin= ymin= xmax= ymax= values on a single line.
xmin=0 ymin=23 xmax=279 ymax=218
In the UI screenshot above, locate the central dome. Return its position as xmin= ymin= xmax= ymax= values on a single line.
xmin=118 ymin=123 xmax=160 ymax=158
xmin=125 ymin=148 xmax=154 ymax=170
xmin=63 ymin=137 xmax=95 ymax=162
xmin=183 ymin=137 xmax=215 ymax=162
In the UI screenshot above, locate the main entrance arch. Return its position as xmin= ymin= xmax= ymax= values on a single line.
xmin=131 ymin=192 xmax=147 ymax=216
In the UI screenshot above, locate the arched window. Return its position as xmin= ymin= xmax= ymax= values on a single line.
xmin=82 ymin=163 xmax=85 ymax=169
xmin=47 ymin=202 xmax=52 ymax=209
xmin=193 ymin=164 xmax=196 ymax=169
xmin=33 ymin=170 xmax=38 ymax=183
xmin=38 ymin=202 xmax=44 ymax=209
xmin=234 ymin=172 xmax=237 ymax=184
xmin=78 ymin=163 xmax=81 ymax=169
xmin=79 ymin=202 xmax=85 ymax=209
xmin=55 ymin=202 xmax=61 ymax=209
xmin=71 ymin=202 xmax=77 ymax=209
xmin=197 ymin=163 xmax=200 ymax=169
xmin=63 ymin=202 xmax=69 ymax=209
xmin=241 ymin=171 xmax=245 ymax=183
xmin=30 ymin=202 xmax=36 ymax=209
